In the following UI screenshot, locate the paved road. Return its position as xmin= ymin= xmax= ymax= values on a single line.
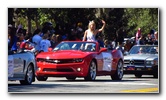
xmin=8 ymin=75 xmax=159 ymax=93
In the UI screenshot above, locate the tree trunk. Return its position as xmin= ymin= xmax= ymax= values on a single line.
xmin=27 ymin=16 xmax=31 ymax=34
xmin=8 ymin=8 xmax=14 ymax=25
xmin=35 ymin=14 xmax=39 ymax=29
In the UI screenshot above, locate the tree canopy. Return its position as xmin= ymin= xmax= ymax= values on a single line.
xmin=8 ymin=8 xmax=158 ymax=40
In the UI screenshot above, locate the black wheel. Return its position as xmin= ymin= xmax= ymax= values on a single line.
xmin=135 ymin=74 xmax=142 ymax=78
xmin=84 ymin=60 xmax=97 ymax=81
xmin=36 ymin=76 xmax=48 ymax=81
xmin=153 ymin=71 xmax=158 ymax=78
xmin=20 ymin=64 xmax=34 ymax=85
xmin=111 ymin=60 xmax=123 ymax=80
xmin=66 ymin=77 xmax=76 ymax=80
xmin=153 ymin=66 xmax=158 ymax=78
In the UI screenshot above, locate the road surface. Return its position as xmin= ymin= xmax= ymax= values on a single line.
xmin=8 ymin=75 xmax=159 ymax=93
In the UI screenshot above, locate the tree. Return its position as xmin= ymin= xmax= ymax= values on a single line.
xmin=123 ymin=8 xmax=158 ymax=37
xmin=14 ymin=8 xmax=38 ymax=33
xmin=8 ymin=8 xmax=158 ymax=39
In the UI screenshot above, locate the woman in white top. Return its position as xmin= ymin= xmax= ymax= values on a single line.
xmin=83 ymin=20 xmax=106 ymax=41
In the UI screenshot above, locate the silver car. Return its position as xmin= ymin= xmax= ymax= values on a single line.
xmin=123 ymin=45 xmax=158 ymax=78
xmin=8 ymin=50 xmax=37 ymax=85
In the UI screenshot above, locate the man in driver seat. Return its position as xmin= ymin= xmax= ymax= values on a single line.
xmin=138 ymin=47 xmax=144 ymax=54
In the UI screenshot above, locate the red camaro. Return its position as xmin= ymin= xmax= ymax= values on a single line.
xmin=35 ymin=41 xmax=124 ymax=81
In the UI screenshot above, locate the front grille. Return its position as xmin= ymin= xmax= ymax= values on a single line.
xmin=134 ymin=60 xmax=145 ymax=65
xmin=124 ymin=60 xmax=130 ymax=64
xmin=124 ymin=60 xmax=145 ymax=65
xmin=37 ymin=58 xmax=78 ymax=64
xmin=43 ymin=68 xmax=74 ymax=72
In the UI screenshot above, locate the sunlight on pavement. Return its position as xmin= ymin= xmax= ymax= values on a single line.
xmin=121 ymin=88 xmax=158 ymax=93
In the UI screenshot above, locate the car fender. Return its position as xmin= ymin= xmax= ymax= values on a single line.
xmin=111 ymin=50 xmax=124 ymax=71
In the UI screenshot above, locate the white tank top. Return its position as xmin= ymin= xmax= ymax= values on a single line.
xmin=87 ymin=30 xmax=96 ymax=41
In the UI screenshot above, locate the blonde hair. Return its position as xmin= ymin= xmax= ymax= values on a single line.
xmin=88 ymin=20 xmax=96 ymax=29
xmin=51 ymin=34 xmax=56 ymax=40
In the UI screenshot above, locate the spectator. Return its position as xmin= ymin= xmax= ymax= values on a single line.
xmin=8 ymin=25 xmax=18 ymax=52
xmin=96 ymin=35 xmax=104 ymax=48
xmin=32 ymin=29 xmax=42 ymax=53
xmin=76 ymin=22 xmax=84 ymax=40
xmin=116 ymin=42 xmax=124 ymax=54
xmin=8 ymin=25 xmax=12 ymax=48
xmin=104 ymin=40 xmax=111 ymax=50
xmin=153 ymin=31 xmax=158 ymax=45
xmin=83 ymin=20 xmax=106 ymax=41
xmin=112 ymin=38 xmax=116 ymax=50
xmin=137 ymin=36 xmax=144 ymax=45
xmin=50 ymin=34 xmax=58 ymax=49
xmin=68 ymin=29 xmax=76 ymax=41
xmin=43 ymin=29 xmax=51 ymax=40
xmin=55 ymin=34 xmax=62 ymax=44
xmin=42 ymin=22 xmax=55 ymax=36
xmin=150 ymin=29 xmax=155 ymax=39
xmin=17 ymin=31 xmax=26 ymax=49
xmin=124 ymin=40 xmax=132 ymax=52
xmin=145 ymin=33 xmax=153 ymax=45
xmin=16 ymin=24 xmax=23 ymax=35
xmin=40 ymin=34 xmax=51 ymax=52
xmin=116 ymin=28 xmax=124 ymax=45
xmin=136 ymin=28 xmax=142 ymax=42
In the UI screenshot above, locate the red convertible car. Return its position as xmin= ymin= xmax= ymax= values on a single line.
xmin=35 ymin=41 xmax=124 ymax=81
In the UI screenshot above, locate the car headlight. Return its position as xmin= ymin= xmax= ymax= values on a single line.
xmin=73 ymin=58 xmax=83 ymax=63
xmin=146 ymin=60 xmax=157 ymax=65
xmin=154 ymin=60 xmax=158 ymax=65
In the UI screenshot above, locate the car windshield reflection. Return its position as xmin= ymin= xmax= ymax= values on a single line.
xmin=129 ymin=45 xmax=158 ymax=54
xmin=53 ymin=42 xmax=97 ymax=52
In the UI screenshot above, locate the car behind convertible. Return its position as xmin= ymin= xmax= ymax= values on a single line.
xmin=123 ymin=45 xmax=158 ymax=78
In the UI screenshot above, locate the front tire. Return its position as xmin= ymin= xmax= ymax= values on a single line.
xmin=36 ymin=76 xmax=48 ymax=81
xmin=84 ymin=60 xmax=97 ymax=81
xmin=153 ymin=73 xmax=158 ymax=78
xmin=66 ymin=77 xmax=76 ymax=81
xmin=20 ymin=64 xmax=34 ymax=85
xmin=135 ymin=74 xmax=142 ymax=78
xmin=111 ymin=60 xmax=123 ymax=80
xmin=153 ymin=66 xmax=158 ymax=78
xmin=153 ymin=70 xmax=158 ymax=78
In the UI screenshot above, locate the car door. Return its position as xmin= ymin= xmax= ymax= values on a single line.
xmin=95 ymin=52 xmax=103 ymax=71
xmin=8 ymin=54 xmax=14 ymax=78
xmin=12 ymin=52 xmax=26 ymax=78
xmin=96 ymin=51 xmax=113 ymax=72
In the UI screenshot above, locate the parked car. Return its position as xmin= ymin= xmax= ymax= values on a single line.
xmin=8 ymin=49 xmax=37 ymax=85
xmin=123 ymin=45 xmax=158 ymax=78
xmin=36 ymin=41 xmax=124 ymax=81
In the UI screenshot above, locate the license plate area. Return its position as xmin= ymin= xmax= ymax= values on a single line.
xmin=127 ymin=66 xmax=135 ymax=70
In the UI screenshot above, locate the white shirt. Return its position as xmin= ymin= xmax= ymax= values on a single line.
xmin=32 ymin=34 xmax=42 ymax=51
xmin=86 ymin=30 xmax=96 ymax=42
xmin=40 ymin=39 xmax=51 ymax=52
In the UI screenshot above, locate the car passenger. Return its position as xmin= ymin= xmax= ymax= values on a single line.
xmin=83 ymin=20 xmax=106 ymax=42
xmin=138 ymin=47 xmax=144 ymax=54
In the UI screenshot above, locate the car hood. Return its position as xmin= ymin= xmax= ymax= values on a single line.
xmin=36 ymin=50 xmax=92 ymax=59
xmin=124 ymin=54 xmax=158 ymax=60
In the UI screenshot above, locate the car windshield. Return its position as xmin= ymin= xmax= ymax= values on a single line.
xmin=129 ymin=45 xmax=158 ymax=54
xmin=53 ymin=41 xmax=97 ymax=52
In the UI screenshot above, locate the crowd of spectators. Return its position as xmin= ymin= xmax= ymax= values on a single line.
xmin=8 ymin=22 xmax=158 ymax=55
xmin=8 ymin=22 xmax=84 ymax=54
